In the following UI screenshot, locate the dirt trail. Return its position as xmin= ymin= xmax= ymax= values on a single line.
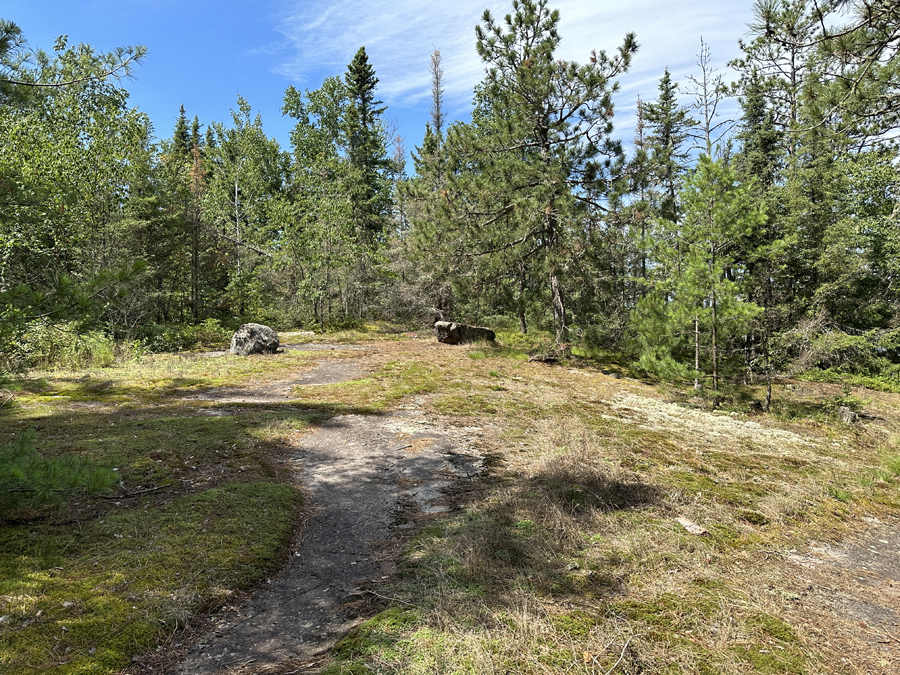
xmin=189 ymin=344 xmax=367 ymax=404
xmin=170 ymin=346 xmax=482 ymax=675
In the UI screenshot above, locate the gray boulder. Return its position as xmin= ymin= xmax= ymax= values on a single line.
xmin=838 ymin=405 xmax=859 ymax=424
xmin=230 ymin=323 xmax=280 ymax=356
xmin=434 ymin=321 xmax=496 ymax=345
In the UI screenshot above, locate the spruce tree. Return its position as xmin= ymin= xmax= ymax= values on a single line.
xmin=190 ymin=114 xmax=201 ymax=150
xmin=734 ymin=74 xmax=785 ymax=409
xmin=173 ymin=103 xmax=190 ymax=159
xmin=343 ymin=46 xmax=390 ymax=241
xmin=642 ymin=69 xmax=696 ymax=225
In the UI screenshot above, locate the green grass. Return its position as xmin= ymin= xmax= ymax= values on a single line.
xmin=4 ymin=331 xmax=900 ymax=674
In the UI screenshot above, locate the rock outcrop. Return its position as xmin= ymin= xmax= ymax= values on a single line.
xmin=230 ymin=323 xmax=280 ymax=356
xmin=838 ymin=405 xmax=859 ymax=424
xmin=434 ymin=321 xmax=496 ymax=345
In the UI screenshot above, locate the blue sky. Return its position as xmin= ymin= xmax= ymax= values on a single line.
xmin=5 ymin=0 xmax=756 ymax=162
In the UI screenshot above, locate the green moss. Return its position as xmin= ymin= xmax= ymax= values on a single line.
xmin=332 ymin=607 xmax=420 ymax=661
xmin=826 ymin=486 xmax=853 ymax=503
xmin=737 ymin=510 xmax=772 ymax=526
xmin=550 ymin=609 xmax=602 ymax=637
xmin=752 ymin=613 xmax=798 ymax=643
xmin=306 ymin=360 xmax=447 ymax=412
xmin=0 ymin=483 xmax=300 ymax=675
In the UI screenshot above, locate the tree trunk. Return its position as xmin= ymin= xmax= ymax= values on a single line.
xmin=233 ymin=178 xmax=244 ymax=317
xmin=711 ymin=289 xmax=719 ymax=408
xmin=517 ymin=265 xmax=528 ymax=334
xmin=550 ymin=271 xmax=567 ymax=345
xmin=191 ymin=220 xmax=200 ymax=321
xmin=694 ymin=315 xmax=701 ymax=390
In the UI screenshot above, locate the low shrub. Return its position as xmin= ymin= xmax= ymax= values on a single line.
xmin=2 ymin=321 xmax=118 ymax=371
xmin=0 ymin=430 xmax=117 ymax=516
xmin=141 ymin=318 xmax=232 ymax=353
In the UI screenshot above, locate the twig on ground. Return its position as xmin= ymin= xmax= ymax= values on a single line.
xmin=602 ymin=634 xmax=642 ymax=675
xmin=100 ymin=483 xmax=173 ymax=500
xmin=878 ymin=629 xmax=900 ymax=644
xmin=364 ymin=589 xmax=421 ymax=609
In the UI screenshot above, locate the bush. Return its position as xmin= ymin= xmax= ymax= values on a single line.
xmin=0 ymin=430 xmax=117 ymax=516
xmin=141 ymin=319 xmax=232 ymax=353
xmin=482 ymin=315 xmax=520 ymax=331
xmin=1 ymin=321 xmax=118 ymax=371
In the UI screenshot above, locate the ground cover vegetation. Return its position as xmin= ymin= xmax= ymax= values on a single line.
xmin=2 ymin=0 xmax=900 ymax=672
xmin=5 ymin=329 xmax=899 ymax=673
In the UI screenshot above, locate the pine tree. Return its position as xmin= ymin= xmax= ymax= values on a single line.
xmin=411 ymin=0 xmax=636 ymax=344
xmin=634 ymin=156 xmax=766 ymax=405
xmin=1 ymin=430 xmax=117 ymax=515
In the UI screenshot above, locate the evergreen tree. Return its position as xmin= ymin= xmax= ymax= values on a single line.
xmin=634 ymin=156 xmax=766 ymax=405
xmin=281 ymin=77 xmax=359 ymax=327
xmin=642 ymin=69 xmax=696 ymax=225
xmin=173 ymin=103 xmax=190 ymax=159
xmin=204 ymin=96 xmax=288 ymax=317
xmin=343 ymin=46 xmax=391 ymax=241
xmin=410 ymin=0 xmax=636 ymax=344
xmin=734 ymin=74 xmax=785 ymax=408
xmin=191 ymin=114 xmax=201 ymax=150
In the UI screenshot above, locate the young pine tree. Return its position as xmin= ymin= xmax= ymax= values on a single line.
xmin=634 ymin=155 xmax=766 ymax=405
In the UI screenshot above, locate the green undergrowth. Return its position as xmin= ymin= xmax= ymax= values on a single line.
xmin=0 ymin=341 xmax=321 ymax=674
xmin=797 ymin=367 xmax=900 ymax=394
xmin=4 ymin=349 xmax=318 ymax=406
xmin=0 ymin=482 xmax=300 ymax=675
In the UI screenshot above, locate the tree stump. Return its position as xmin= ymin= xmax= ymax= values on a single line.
xmin=434 ymin=321 xmax=496 ymax=344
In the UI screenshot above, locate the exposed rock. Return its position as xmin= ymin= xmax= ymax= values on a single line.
xmin=434 ymin=321 xmax=496 ymax=345
xmin=230 ymin=323 xmax=280 ymax=356
xmin=838 ymin=405 xmax=859 ymax=424
xmin=528 ymin=343 xmax=572 ymax=363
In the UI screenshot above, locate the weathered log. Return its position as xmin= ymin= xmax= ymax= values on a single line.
xmin=434 ymin=321 xmax=496 ymax=345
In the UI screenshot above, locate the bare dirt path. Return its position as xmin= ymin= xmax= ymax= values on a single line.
xmin=169 ymin=345 xmax=483 ymax=675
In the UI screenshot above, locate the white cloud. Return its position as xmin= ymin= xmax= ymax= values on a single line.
xmin=272 ymin=0 xmax=755 ymax=135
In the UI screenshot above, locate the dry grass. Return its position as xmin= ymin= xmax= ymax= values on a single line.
xmin=320 ymin=341 xmax=900 ymax=675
